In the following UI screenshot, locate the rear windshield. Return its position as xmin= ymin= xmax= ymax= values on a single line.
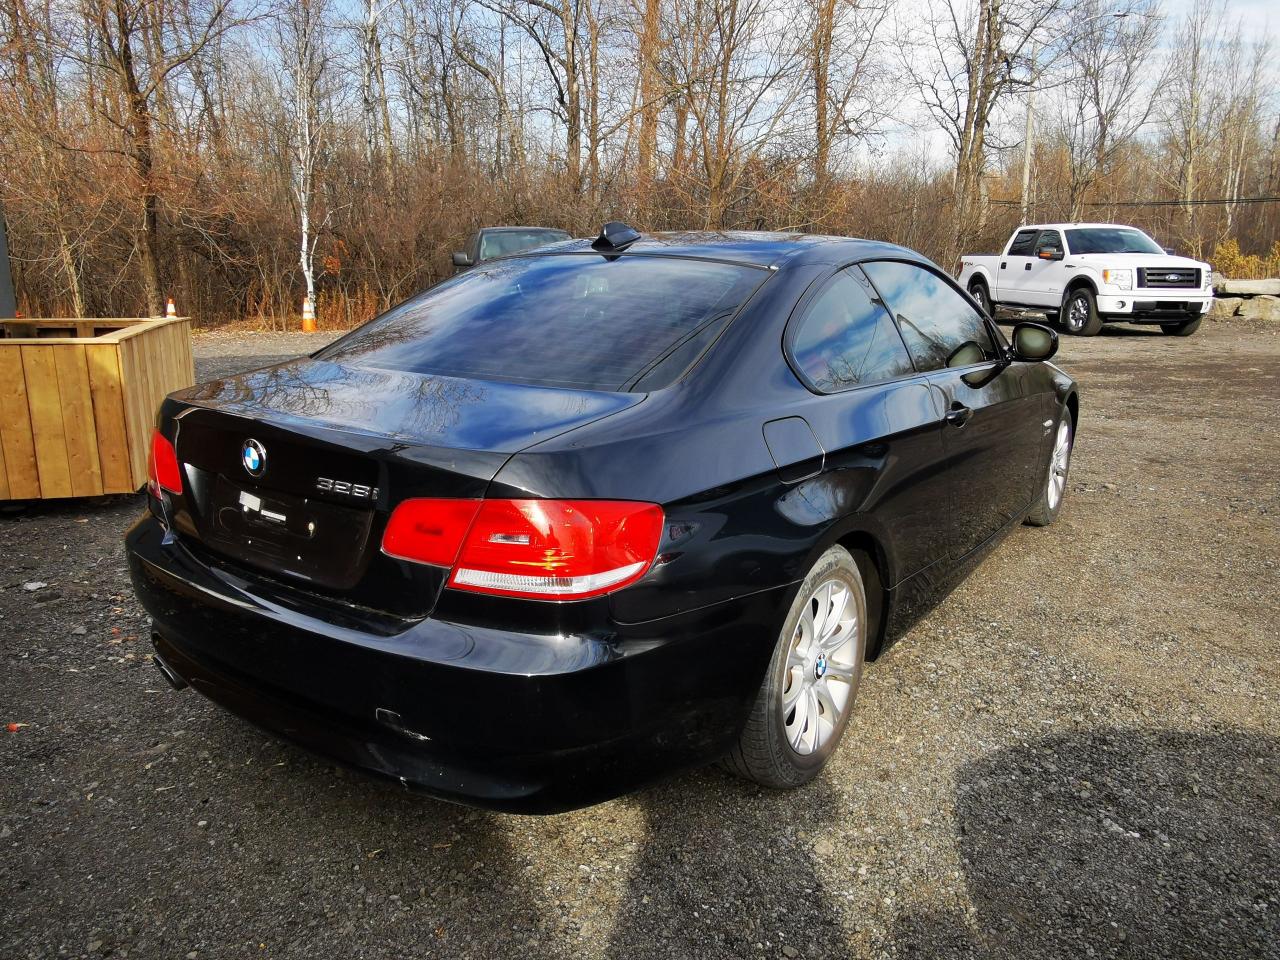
xmin=1065 ymin=228 xmax=1163 ymax=255
xmin=479 ymin=230 xmax=571 ymax=259
xmin=318 ymin=254 xmax=766 ymax=391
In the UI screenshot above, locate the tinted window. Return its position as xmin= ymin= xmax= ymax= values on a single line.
xmin=479 ymin=229 xmax=571 ymax=260
xmin=1064 ymin=228 xmax=1163 ymax=255
xmin=1036 ymin=230 xmax=1063 ymax=253
xmin=1007 ymin=230 xmax=1039 ymax=256
xmin=318 ymin=255 xmax=764 ymax=392
xmin=861 ymin=261 xmax=998 ymax=373
xmin=790 ymin=268 xmax=915 ymax=392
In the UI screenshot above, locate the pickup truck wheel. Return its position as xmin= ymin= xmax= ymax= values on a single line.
xmin=1026 ymin=414 xmax=1073 ymax=526
xmin=968 ymin=280 xmax=991 ymax=315
xmin=1161 ymin=317 xmax=1201 ymax=337
xmin=1062 ymin=287 xmax=1103 ymax=336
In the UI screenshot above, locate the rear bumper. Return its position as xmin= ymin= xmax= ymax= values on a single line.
xmin=1097 ymin=294 xmax=1210 ymax=320
xmin=126 ymin=515 xmax=788 ymax=812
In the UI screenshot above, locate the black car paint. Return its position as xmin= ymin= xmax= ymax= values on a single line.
xmin=127 ymin=232 xmax=1077 ymax=812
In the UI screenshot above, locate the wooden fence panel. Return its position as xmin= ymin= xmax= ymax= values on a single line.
xmin=0 ymin=317 xmax=193 ymax=499
xmin=85 ymin=344 xmax=132 ymax=493
xmin=0 ymin=348 xmax=39 ymax=498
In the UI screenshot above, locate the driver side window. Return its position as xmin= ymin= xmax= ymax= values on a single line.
xmin=861 ymin=261 xmax=999 ymax=373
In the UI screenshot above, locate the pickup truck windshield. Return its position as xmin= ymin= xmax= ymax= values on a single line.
xmin=479 ymin=229 xmax=571 ymax=259
xmin=318 ymin=254 xmax=765 ymax=392
xmin=1065 ymin=228 xmax=1163 ymax=255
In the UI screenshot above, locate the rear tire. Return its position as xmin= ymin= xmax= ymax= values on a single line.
xmin=1161 ymin=317 xmax=1201 ymax=337
xmin=1026 ymin=412 xmax=1073 ymax=527
xmin=968 ymin=279 xmax=992 ymax=316
xmin=725 ymin=546 xmax=866 ymax=788
xmin=1062 ymin=286 xmax=1103 ymax=336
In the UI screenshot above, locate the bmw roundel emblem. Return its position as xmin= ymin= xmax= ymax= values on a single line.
xmin=241 ymin=438 xmax=266 ymax=477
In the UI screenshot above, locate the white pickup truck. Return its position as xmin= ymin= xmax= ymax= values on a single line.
xmin=958 ymin=223 xmax=1212 ymax=337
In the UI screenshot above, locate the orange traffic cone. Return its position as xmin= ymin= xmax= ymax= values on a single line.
xmin=302 ymin=297 xmax=317 ymax=333
xmin=165 ymin=297 xmax=176 ymax=317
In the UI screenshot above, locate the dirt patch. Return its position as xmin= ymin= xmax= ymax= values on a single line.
xmin=2 ymin=321 xmax=1276 ymax=959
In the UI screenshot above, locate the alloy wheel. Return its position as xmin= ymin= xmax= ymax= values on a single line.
xmin=1047 ymin=419 xmax=1072 ymax=510
xmin=1066 ymin=295 xmax=1089 ymax=333
xmin=781 ymin=577 xmax=861 ymax=755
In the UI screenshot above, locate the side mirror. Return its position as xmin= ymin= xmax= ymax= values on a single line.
xmin=451 ymin=251 xmax=472 ymax=268
xmin=1163 ymin=246 xmax=1176 ymax=256
xmin=1011 ymin=322 xmax=1058 ymax=362
xmin=1036 ymin=247 xmax=1065 ymax=261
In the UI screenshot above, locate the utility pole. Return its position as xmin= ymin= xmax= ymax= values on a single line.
xmin=1019 ymin=41 xmax=1039 ymax=224
xmin=1020 ymin=11 xmax=1135 ymax=224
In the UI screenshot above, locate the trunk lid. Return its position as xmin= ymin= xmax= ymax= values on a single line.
xmin=162 ymin=358 xmax=641 ymax=618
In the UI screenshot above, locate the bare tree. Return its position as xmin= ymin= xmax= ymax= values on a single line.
xmin=73 ymin=0 xmax=240 ymax=316
xmin=808 ymin=0 xmax=891 ymax=189
xmin=904 ymin=0 xmax=1067 ymax=261
xmin=1159 ymin=0 xmax=1224 ymax=245
xmin=1055 ymin=0 xmax=1162 ymax=219
xmin=481 ymin=0 xmax=587 ymax=190
xmin=664 ymin=0 xmax=806 ymax=227
xmin=636 ymin=0 xmax=662 ymax=185
xmin=359 ymin=0 xmax=396 ymax=183
xmin=278 ymin=0 xmax=331 ymax=320
xmin=1216 ymin=25 xmax=1271 ymax=234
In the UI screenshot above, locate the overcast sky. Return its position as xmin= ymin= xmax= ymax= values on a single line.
xmin=1166 ymin=0 xmax=1274 ymax=39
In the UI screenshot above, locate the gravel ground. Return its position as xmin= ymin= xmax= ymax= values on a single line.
xmin=2 ymin=320 xmax=1277 ymax=960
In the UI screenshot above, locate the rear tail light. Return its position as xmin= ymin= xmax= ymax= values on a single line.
xmin=381 ymin=498 xmax=483 ymax=567
xmin=148 ymin=430 xmax=182 ymax=495
xmin=382 ymin=498 xmax=664 ymax=601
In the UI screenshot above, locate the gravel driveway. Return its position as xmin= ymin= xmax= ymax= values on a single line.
xmin=2 ymin=321 xmax=1277 ymax=960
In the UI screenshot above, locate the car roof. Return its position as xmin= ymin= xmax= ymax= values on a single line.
xmin=1022 ymin=223 xmax=1146 ymax=231
xmin=522 ymin=230 xmax=927 ymax=270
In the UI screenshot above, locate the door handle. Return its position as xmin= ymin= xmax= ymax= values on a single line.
xmin=945 ymin=402 xmax=972 ymax=427
xmin=1024 ymin=263 xmax=1032 ymax=271
xmin=1000 ymin=262 xmax=1007 ymax=269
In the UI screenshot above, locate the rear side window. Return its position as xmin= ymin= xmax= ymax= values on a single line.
xmin=1007 ymin=230 xmax=1039 ymax=256
xmin=318 ymin=255 xmax=765 ymax=392
xmin=861 ymin=261 xmax=998 ymax=373
xmin=789 ymin=267 xmax=915 ymax=392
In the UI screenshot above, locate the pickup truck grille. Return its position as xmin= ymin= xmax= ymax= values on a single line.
xmin=1138 ymin=267 xmax=1200 ymax=289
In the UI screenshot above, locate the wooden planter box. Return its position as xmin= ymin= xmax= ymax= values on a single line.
xmin=0 ymin=317 xmax=194 ymax=500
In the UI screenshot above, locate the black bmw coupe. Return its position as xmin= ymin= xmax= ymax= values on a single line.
xmin=128 ymin=225 xmax=1077 ymax=812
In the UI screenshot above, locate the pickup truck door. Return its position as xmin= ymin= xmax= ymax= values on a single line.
xmin=1022 ymin=229 xmax=1067 ymax=307
xmin=995 ymin=228 xmax=1040 ymax=304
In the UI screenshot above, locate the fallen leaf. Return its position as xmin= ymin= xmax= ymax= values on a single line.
xmin=6 ymin=723 xmax=27 ymax=733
